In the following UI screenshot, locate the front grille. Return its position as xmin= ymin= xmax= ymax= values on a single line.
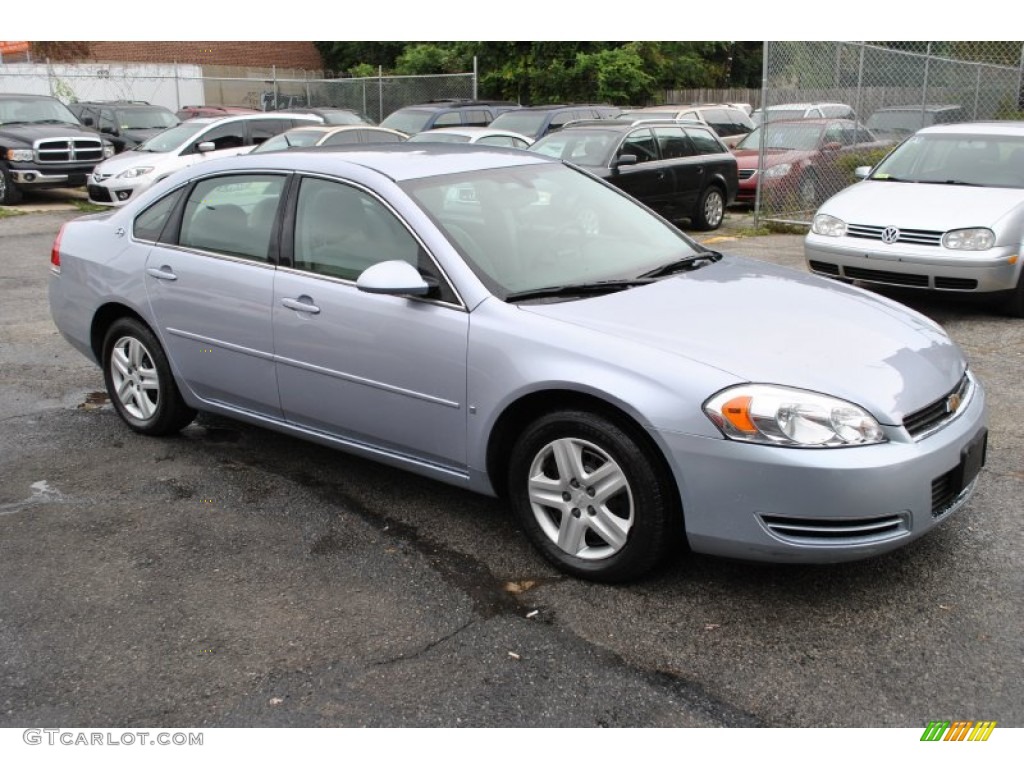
xmin=808 ymin=260 xmax=840 ymax=276
xmin=738 ymin=169 xmax=757 ymax=180
xmin=903 ymin=372 xmax=971 ymax=438
xmin=87 ymin=184 xmax=113 ymax=203
xmin=847 ymin=224 xmax=943 ymax=246
xmin=760 ymin=513 xmax=908 ymax=544
xmin=843 ymin=266 xmax=929 ymax=286
xmin=34 ymin=137 xmax=104 ymax=164
xmin=934 ymin=276 xmax=979 ymax=290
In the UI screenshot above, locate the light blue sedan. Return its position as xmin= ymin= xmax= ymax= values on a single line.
xmin=48 ymin=145 xmax=988 ymax=581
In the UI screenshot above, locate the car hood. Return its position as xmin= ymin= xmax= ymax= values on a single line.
xmin=819 ymin=179 xmax=1024 ymax=231
xmin=119 ymin=128 xmax=166 ymax=144
xmin=93 ymin=149 xmax=172 ymax=174
xmin=732 ymin=147 xmax=813 ymax=169
xmin=520 ymin=256 xmax=964 ymax=423
xmin=0 ymin=122 xmax=99 ymax=143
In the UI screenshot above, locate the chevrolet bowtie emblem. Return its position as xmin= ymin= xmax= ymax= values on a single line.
xmin=946 ymin=393 xmax=962 ymax=413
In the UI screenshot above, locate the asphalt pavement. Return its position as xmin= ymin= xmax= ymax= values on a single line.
xmin=1 ymin=200 xmax=1021 ymax=729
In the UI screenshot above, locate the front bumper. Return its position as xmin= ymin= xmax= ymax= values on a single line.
xmin=656 ymin=378 xmax=987 ymax=563
xmin=805 ymin=235 xmax=1022 ymax=293
xmin=9 ymin=164 xmax=95 ymax=189
xmin=87 ymin=173 xmax=152 ymax=206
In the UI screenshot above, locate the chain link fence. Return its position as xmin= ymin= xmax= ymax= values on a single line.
xmin=0 ymin=61 xmax=477 ymax=123
xmin=756 ymin=41 xmax=1024 ymax=225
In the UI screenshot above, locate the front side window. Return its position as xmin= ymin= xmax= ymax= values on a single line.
xmin=432 ymin=112 xmax=461 ymax=128
xmin=179 ymin=175 xmax=286 ymax=261
xmin=293 ymin=177 xmax=439 ymax=288
xmin=188 ymin=123 xmax=247 ymax=153
xmin=619 ymin=129 xmax=658 ymax=163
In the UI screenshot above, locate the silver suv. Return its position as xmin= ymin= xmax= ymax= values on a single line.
xmin=617 ymin=104 xmax=754 ymax=147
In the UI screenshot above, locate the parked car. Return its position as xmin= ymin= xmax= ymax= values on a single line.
xmin=489 ymin=104 xmax=620 ymax=141
xmin=865 ymin=104 xmax=966 ymax=143
xmin=175 ymin=105 xmax=259 ymax=120
xmin=531 ymin=119 xmax=737 ymax=230
xmin=67 ymin=100 xmax=180 ymax=153
xmin=751 ymin=102 xmax=856 ymax=126
xmin=379 ymin=100 xmax=519 ymax=135
xmin=406 ymin=126 xmax=533 ymax=149
xmin=274 ymin=107 xmax=376 ymax=126
xmin=48 ymin=144 xmax=988 ymax=581
xmin=252 ymin=125 xmax=406 ymax=153
xmin=86 ymin=112 xmax=323 ymax=205
xmin=732 ymin=118 xmax=890 ymax=207
xmin=805 ymin=121 xmax=1024 ymax=316
xmin=0 ymin=93 xmax=115 ymax=205
xmin=617 ymin=104 xmax=754 ymax=148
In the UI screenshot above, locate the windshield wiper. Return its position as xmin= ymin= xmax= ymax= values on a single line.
xmin=638 ymin=250 xmax=723 ymax=280
xmin=505 ymin=279 xmax=654 ymax=303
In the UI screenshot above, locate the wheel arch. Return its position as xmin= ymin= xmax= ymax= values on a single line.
xmin=90 ymin=302 xmax=151 ymax=361
xmin=485 ymin=387 xmax=680 ymax=514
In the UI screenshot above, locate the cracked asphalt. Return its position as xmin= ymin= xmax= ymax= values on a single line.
xmin=1 ymin=207 xmax=1021 ymax=728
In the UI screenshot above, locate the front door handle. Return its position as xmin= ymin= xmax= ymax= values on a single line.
xmin=281 ymin=296 xmax=321 ymax=315
xmin=146 ymin=266 xmax=177 ymax=281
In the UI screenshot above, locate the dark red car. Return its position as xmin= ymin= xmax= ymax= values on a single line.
xmin=732 ymin=118 xmax=891 ymax=208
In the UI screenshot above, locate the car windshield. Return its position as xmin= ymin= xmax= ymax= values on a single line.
xmin=0 ymin=97 xmax=80 ymax=126
xmin=407 ymin=132 xmax=471 ymax=144
xmin=319 ymin=110 xmax=373 ymax=125
xmin=135 ymin=122 xmax=208 ymax=153
xmin=489 ymin=111 xmax=550 ymax=138
xmin=120 ymin=108 xmax=179 ymax=130
xmin=530 ymin=132 xmax=616 ymax=167
xmin=252 ymin=130 xmax=323 ymax=153
xmin=737 ymin=123 xmax=823 ymax=151
xmin=870 ymin=133 xmax=1024 ymax=188
xmin=401 ymin=162 xmax=699 ymax=299
xmin=380 ymin=110 xmax=432 ymax=134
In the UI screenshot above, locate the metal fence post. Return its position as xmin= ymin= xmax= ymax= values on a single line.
xmin=174 ymin=61 xmax=181 ymax=111
xmin=272 ymin=65 xmax=278 ymax=111
xmin=754 ymin=41 xmax=769 ymax=229
xmin=378 ymin=65 xmax=384 ymax=123
xmin=855 ymin=42 xmax=865 ymax=121
xmin=920 ymin=42 xmax=932 ymax=122
xmin=473 ymin=55 xmax=478 ymax=100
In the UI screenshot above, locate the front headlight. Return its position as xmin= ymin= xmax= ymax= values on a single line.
xmin=116 ymin=166 xmax=154 ymax=179
xmin=941 ymin=228 xmax=994 ymax=251
xmin=102 ymin=143 xmax=115 ymax=159
xmin=764 ymin=163 xmax=792 ymax=178
xmin=5 ymin=148 xmax=34 ymax=162
xmin=704 ymin=385 xmax=886 ymax=448
xmin=811 ymin=213 xmax=847 ymax=237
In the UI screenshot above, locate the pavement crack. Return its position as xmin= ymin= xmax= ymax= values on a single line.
xmin=371 ymin=618 xmax=478 ymax=667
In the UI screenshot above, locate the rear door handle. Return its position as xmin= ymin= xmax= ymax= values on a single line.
xmin=281 ymin=296 xmax=321 ymax=315
xmin=146 ymin=266 xmax=177 ymax=281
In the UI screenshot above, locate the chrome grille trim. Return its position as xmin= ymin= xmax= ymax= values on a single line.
xmin=33 ymin=137 xmax=104 ymax=164
xmin=847 ymin=223 xmax=943 ymax=246
xmin=903 ymin=371 xmax=974 ymax=440
xmin=759 ymin=513 xmax=909 ymax=545
xmin=738 ymin=169 xmax=757 ymax=180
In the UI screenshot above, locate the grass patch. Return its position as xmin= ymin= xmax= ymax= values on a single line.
xmin=71 ymin=199 xmax=109 ymax=213
xmin=0 ymin=207 xmax=26 ymax=218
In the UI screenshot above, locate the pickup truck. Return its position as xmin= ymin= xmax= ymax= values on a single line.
xmin=0 ymin=93 xmax=114 ymax=205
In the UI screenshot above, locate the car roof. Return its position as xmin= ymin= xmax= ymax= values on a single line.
xmin=917 ymin=121 xmax=1024 ymax=136
xmin=0 ymin=93 xmax=63 ymax=101
xmin=413 ymin=126 xmax=530 ymax=138
xmin=758 ymin=102 xmax=851 ymax=110
xmin=190 ymin=143 xmax=553 ymax=183
xmin=872 ymin=104 xmax=963 ymax=112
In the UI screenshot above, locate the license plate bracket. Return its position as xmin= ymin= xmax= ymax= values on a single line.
xmin=951 ymin=428 xmax=987 ymax=494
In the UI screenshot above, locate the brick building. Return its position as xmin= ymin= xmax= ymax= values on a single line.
xmin=61 ymin=41 xmax=324 ymax=70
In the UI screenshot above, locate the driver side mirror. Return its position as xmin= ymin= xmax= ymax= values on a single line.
xmin=197 ymin=141 xmax=216 ymax=153
xmin=854 ymin=166 xmax=872 ymax=179
xmin=81 ymin=116 xmax=94 ymax=127
xmin=611 ymin=154 xmax=638 ymax=174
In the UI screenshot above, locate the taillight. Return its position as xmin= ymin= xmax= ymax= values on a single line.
xmin=50 ymin=223 xmax=66 ymax=273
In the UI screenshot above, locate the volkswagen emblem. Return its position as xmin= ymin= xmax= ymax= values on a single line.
xmin=881 ymin=226 xmax=900 ymax=244
xmin=946 ymin=393 xmax=962 ymax=414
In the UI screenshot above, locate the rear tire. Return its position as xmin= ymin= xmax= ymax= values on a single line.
xmin=1002 ymin=272 xmax=1024 ymax=318
xmin=692 ymin=186 xmax=725 ymax=231
xmin=102 ymin=317 xmax=196 ymax=436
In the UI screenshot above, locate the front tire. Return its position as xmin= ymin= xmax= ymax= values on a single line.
xmin=102 ymin=317 xmax=196 ymax=436
xmin=0 ymin=162 xmax=24 ymax=206
xmin=692 ymin=186 xmax=725 ymax=231
xmin=1001 ymin=271 xmax=1024 ymax=318
xmin=508 ymin=410 xmax=680 ymax=582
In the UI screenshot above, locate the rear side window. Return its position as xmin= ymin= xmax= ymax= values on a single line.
xmin=179 ymin=175 xmax=286 ymax=261
xmin=685 ymin=127 xmax=726 ymax=155
xmin=464 ymin=110 xmax=491 ymax=126
xmin=653 ymin=126 xmax=694 ymax=159
xmin=133 ymin=187 xmax=186 ymax=243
